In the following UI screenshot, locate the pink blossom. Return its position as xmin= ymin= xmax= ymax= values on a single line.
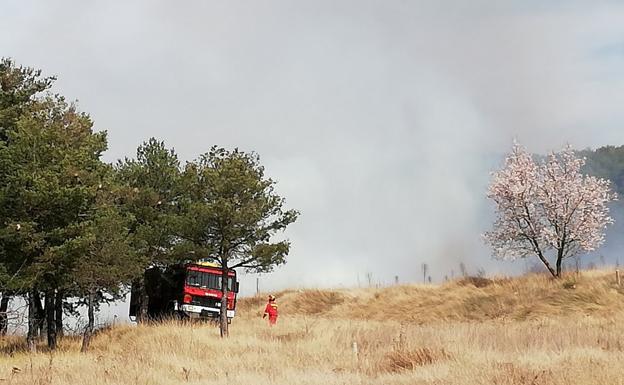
xmin=484 ymin=143 xmax=616 ymax=277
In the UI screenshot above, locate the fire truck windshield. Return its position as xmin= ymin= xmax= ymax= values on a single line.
xmin=186 ymin=270 xmax=234 ymax=291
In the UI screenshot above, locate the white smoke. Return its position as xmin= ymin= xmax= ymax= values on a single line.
xmin=2 ymin=1 xmax=624 ymax=300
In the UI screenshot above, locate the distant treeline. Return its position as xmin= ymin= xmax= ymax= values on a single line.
xmin=582 ymin=146 xmax=624 ymax=196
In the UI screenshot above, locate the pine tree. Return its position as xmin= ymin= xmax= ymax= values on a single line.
xmin=115 ymin=139 xmax=182 ymax=322
xmin=178 ymin=147 xmax=298 ymax=337
xmin=0 ymin=95 xmax=108 ymax=350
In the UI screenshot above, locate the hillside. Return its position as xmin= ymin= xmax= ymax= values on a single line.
xmin=240 ymin=269 xmax=624 ymax=322
xmin=0 ymin=270 xmax=623 ymax=385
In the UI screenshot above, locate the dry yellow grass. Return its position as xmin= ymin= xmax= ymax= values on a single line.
xmin=1 ymin=270 xmax=623 ymax=384
xmin=241 ymin=270 xmax=624 ymax=322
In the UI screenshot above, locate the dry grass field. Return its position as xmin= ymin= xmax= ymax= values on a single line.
xmin=1 ymin=270 xmax=624 ymax=385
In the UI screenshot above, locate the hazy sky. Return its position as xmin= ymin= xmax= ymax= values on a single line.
xmin=3 ymin=1 xmax=624 ymax=305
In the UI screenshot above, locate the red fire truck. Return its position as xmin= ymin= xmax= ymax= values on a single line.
xmin=129 ymin=260 xmax=239 ymax=321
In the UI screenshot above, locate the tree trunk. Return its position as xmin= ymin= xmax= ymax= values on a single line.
xmin=81 ymin=291 xmax=95 ymax=353
xmin=140 ymin=292 xmax=150 ymax=323
xmin=556 ymin=257 xmax=563 ymax=278
xmin=219 ymin=260 xmax=229 ymax=338
xmin=27 ymin=291 xmax=37 ymax=353
xmin=55 ymin=290 xmax=63 ymax=338
xmin=136 ymin=277 xmax=149 ymax=324
xmin=553 ymin=235 xmax=568 ymax=278
xmin=45 ymin=290 xmax=57 ymax=350
xmin=533 ymin=247 xmax=557 ymax=278
xmin=33 ymin=291 xmax=45 ymax=338
xmin=0 ymin=296 xmax=10 ymax=336
xmin=555 ymin=246 xmax=565 ymax=278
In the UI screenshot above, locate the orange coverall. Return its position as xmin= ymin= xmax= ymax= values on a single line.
xmin=263 ymin=301 xmax=278 ymax=325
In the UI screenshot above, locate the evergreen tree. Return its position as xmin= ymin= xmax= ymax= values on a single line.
xmin=0 ymin=58 xmax=54 ymax=141
xmin=0 ymin=58 xmax=54 ymax=336
xmin=178 ymin=147 xmax=298 ymax=337
xmin=116 ymin=139 xmax=182 ymax=322
xmin=63 ymin=189 xmax=138 ymax=352
xmin=0 ymin=95 xmax=108 ymax=350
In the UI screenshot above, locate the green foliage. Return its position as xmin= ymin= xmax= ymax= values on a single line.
xmin=66 ymin=199 xmax=138 ymax=299
xmin=0 ymin=95 xmax=108 ymax=293
xmin=0 ymin=58 xmax=55 ymax=141
xmin=115 ymin=138 xmax=182 ymax=267
xmin=178 ymin=146 xmax=299 ymax=271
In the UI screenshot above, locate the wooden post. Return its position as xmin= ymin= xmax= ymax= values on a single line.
xmin=256 ymin=277 xmax=259 ymax=295
xmin=616 ymin=269 xmax=621 ymax=287
xmin=352 ymin=342 xmax=358 ymax=360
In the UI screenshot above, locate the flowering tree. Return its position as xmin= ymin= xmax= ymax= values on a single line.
xmin=484 ymin=143 xmax=616 ymax=278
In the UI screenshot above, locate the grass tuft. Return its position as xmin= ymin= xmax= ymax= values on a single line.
xmin=380 ymin=347 xmax=451 ymax=372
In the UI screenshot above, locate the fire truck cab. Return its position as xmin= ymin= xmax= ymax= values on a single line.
xmin=129 ymin=260 xmax=239 ymax=321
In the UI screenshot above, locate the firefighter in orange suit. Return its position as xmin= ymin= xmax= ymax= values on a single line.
xmin=262 ymin=295 xmax=278 ymax=325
